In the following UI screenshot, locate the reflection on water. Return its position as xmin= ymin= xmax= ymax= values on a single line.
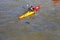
xmin=0 ymin=0 xmax=60 ymax=40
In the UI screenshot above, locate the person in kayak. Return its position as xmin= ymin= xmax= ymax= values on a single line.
xmin=19 ymin=5 xmax=41 ymax=23
xmin=28 ymin=6 xmax=35 ymax=11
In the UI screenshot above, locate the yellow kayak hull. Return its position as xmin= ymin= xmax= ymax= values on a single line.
xmin=19 ymin=11 xmax=35 ymax=21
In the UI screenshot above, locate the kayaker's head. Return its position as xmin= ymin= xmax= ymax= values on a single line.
xmin=31 ymin=6 xmax=33 ymax=7
xmin=28 ymin=6 xmax=35 ymax=11
xmin=31 ymin=6 xmax=34 ymax=9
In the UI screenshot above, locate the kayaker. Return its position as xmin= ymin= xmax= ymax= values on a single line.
xmin=19 ymin=5 xmax=41 ymax=22
xmin=28 ymin=6 xmax=35 ymax=11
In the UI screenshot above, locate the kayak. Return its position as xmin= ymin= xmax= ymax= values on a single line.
xmin=19 ymin=11 xmax=35 ymax=21
xmin=19 ymin=5 xmax=41 ymax=22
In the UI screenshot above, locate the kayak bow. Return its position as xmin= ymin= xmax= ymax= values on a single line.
xmin=19 ymin=11 xmax=35 ymax=21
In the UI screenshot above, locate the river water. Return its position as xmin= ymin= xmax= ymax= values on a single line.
xmin=0 ymin=0 xmax=60 ymax=40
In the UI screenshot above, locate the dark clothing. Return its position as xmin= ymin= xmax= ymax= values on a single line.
xmin=28 ymin=6 xmax=35 ymax=11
